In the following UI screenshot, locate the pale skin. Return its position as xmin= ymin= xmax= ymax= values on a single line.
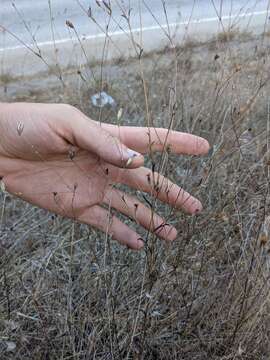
xmin=0 ymin=102 xmax=210 ymax=250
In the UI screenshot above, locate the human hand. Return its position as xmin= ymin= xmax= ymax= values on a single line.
xmin=0 ymin=103 xmax=209 ymax=250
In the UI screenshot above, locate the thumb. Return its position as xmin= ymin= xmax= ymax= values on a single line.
xmin=64 ymin=111 xmax=144 ymax=168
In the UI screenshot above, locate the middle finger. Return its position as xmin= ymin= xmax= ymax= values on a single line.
xmin=113 ymin=167 xmax=203 ymax=214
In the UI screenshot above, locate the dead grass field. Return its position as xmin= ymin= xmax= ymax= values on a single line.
xmin=1 ymin=31 xmax=270 ymax=359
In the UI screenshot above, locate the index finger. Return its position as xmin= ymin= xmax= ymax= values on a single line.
xmin=98 ymin=124 xmax=210 ymax=156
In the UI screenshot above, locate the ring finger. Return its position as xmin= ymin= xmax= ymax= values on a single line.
xmin=103 ymin=187 xmax=178 ymax=241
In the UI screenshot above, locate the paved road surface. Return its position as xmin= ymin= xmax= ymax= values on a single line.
xmin=0 ymin=0 xmax=268 ymax=77
xmin=0 ymin=0 xmax=267 ymax=50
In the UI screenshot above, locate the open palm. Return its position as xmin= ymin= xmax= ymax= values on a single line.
xmin=0 ymin=102 xmax=209 ymax=249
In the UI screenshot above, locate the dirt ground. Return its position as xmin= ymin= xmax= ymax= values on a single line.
xmin=1 ymin=31 xmax=270 ymax=359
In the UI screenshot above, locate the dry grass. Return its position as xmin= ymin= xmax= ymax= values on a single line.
xmin=1 ymin=2 xmax=270 ymax=359
xmin=216 ymin=29 xmax=252 ymax=43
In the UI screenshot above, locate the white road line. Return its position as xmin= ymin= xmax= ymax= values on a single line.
xmin=0 ymin=10 xmax=268 ymax=53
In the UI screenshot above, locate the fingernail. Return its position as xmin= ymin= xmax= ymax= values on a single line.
xmin=192 ymin=200 xmax=203 ymax=214
xmin=164 ymin=227 xmax=178 ymax=242
xmin=156 ymin=224 xmax=177 ymax=242
xmin=194 ymin=205 xmax=203 ymax=214
xmin=126 ymin=148 xmax=142 ymax=159
xmin=125 ymin=149 xmax=143 ymax=167
xmin=169 ymin=227 xmax=178 ymax=241
xmin=137 ymin=238 xmax=145 ymax=249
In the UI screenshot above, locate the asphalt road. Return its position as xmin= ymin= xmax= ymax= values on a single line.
xmin=0 ymin=0 xmax=268 ymax=50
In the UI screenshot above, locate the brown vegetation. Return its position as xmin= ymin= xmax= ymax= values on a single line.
xmin=1 ymin=4 xmax=270 ymax=359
